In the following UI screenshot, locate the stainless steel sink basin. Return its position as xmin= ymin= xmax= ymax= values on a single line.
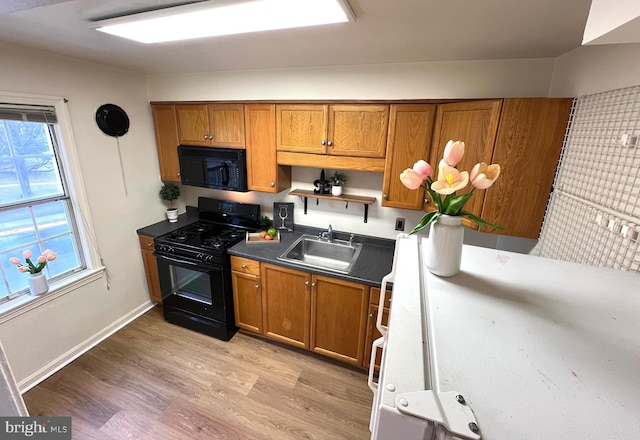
xmin=277 ymin=235 xmax=363 ymax=274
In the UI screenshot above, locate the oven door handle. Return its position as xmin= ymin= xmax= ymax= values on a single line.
xmin=154 ymin=254 xmax=202 ymax=267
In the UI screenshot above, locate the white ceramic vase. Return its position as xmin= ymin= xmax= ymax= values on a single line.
xmin=331 ymin=185 xmax=343 ymax=196
xmin=425 ymin=214 xmax=464 ymax=277
xmin=29 ymin=272 xmax=49 ymax=295
xmin=166 ymin=208 xmax=178 ymax=223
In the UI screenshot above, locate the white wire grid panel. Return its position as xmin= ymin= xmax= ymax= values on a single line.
xmin=539 ymin=193 xmax=639 ymax=273
xmin=554 ymin=85 xmax=640 ymax=218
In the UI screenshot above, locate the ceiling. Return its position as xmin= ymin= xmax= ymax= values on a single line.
xmin=0 ymin=0 xmax=593 ymax=75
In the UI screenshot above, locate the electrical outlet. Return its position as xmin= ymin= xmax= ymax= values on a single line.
xmin=395 ymin=218 xmax=405 ymax=231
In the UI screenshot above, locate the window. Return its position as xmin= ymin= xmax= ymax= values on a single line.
xmin=0 ymin=103 xmax=86 ymax=303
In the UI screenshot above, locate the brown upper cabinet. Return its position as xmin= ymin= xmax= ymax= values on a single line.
xmin=481 ymin=98 xmax=573 ymax=239
xmin=276 ymin=104 xmax=389 ymax=158
xmin=382 ymin=104 xmax=437 ymax=210
xmin=175 ymin=104 xmax=245 ymax=148
xmin=429 ymin=100 xmax=503 ymax=219
xmin=244 ymin=104 xmax=291 ymax=193
xmin=151 ymin=104 xmax=181 ymax=183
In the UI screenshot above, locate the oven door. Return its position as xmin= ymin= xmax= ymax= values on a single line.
xmin=155 ymin=254 xmax=227 ymax=322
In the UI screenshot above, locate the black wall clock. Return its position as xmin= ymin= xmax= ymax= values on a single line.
xmin=95 ymin=103 xmax=130 ymax=137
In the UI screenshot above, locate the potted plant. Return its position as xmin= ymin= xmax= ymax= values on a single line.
xmin=9 ymin=249 xmax=58 ymax=295
xmin=331 ymin=171 xmax=348 ymax=196
xmin=159 ymin=182 xmax=180 ymax=222
xmin=259 ymin=215 xmax=271 ymax=231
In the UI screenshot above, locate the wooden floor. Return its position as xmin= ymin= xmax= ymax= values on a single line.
xmin=24 ymin=306 xmax=373 ymax=440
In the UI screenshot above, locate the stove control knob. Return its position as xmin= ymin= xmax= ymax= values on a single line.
xmin=206 ymin=255 xmax=214 ymax=262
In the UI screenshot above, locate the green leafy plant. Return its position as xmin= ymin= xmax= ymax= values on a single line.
xmin=159 ymin=182 xmax=180 ymax=209
xmin=331 ymin=171 xmax=348 ymax=186
xmin=259 ymin=215 xmax=271 ymax=230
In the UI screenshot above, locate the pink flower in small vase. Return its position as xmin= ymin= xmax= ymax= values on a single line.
xmin=431 ymin=165 xmax=469 ymax=195
xmin=470 ymin=162 xmax=501 ymax=189
xmin=400 ymin=169 xmax=425 ymax=190
xmin=413 ymin=160 xmax=433 ymax=180
xmin=9 ymin=257 xmax=20 ymax=265
xmin=46 ymin=252 xmax=58 ymax=261
xmin=443 ymin=140 xmax=465 ymax=167
xmin=18 ymin=266 xmax=29 ymax=273
xmin=23 ymin=250 xmax=32 ymax=259
xmin=37 ymin=255 xmax=47 ymax=264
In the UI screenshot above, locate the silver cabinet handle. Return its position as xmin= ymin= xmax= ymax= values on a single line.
xmin=242 ymin=264 xmax=247 ymax=269
xmin=369 ymin=313 xmax=374 ymax=318
xmin=327 ymin=141 xmax=333 ymax=146
xmin=270 ymin=182 xmax=275 ymax=187
xmin=255 ymin=284 xmax=260 ymax=289
xmin=305 ymin=280 xmax=309 ymax=286
xmin=311 ymin=282 xmax=316 ymax=287
xmin=321 ymin=140 xmax=326 ymax=145
xmin=177 ymin=172 xmax=181 ymax=177
xmin=383 ymin=194 xmax=388 ymax=199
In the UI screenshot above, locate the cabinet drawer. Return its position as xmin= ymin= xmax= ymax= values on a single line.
xmin=231 ymin=256 xmax=260 ymax=275
xmin=370 ymin=287 xmax=392 ymax=307
xmin=139 ymin=235 xmax=154 ymax=250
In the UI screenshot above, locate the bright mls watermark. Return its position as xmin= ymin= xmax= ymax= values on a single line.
xmin=0 ymin=417 xmax=71 ymax=439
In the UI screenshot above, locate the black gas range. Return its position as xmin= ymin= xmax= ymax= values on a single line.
xmin=154 ymin=197 xmax=260 ymax=341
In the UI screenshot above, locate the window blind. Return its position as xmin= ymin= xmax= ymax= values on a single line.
xmin=0 ymin=104 xmax=57 ymax=123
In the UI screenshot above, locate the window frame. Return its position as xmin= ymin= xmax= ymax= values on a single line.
xmin=0 ymin=91 xmax=103 ymax=314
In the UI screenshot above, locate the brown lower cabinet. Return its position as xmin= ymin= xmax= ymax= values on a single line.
xmin=138 ymin=235 xmax=162 ymax=303
xmin=232 ymin=258 xmax=371 ymax=367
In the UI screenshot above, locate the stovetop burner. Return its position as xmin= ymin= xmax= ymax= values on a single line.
xmin=158 ymin=221 xmax=250 ymax=254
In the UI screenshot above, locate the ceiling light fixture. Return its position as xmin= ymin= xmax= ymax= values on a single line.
xmin=92 ymin=0 xmax=354 ymax=44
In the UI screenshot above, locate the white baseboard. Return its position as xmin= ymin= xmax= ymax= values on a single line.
xmin=18 ymin=301 xmax=156 ymax=394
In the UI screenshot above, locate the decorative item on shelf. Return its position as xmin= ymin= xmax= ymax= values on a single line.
xmin=9 ymin=249 xmax=58 ymax=296
xmin=273 ymin=202 xmax=294 ymax=231
xmin=259 ymin=215 xmax=271 ymax=231
xmin=400 ymin=140 xmax=502 ymax=277
xmin=159 ymin=182 xmax=180 ymax=222
xmin=330 ymin=171 xmax=348 ymax=196
xmin=313 ymin=169 xmax=331 ymax=195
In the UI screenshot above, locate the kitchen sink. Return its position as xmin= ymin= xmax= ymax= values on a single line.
xmin=277 ymin=235 xmax=363 ymax=274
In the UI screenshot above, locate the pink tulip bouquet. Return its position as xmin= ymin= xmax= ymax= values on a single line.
xmin=9 ymin=249 xmax=58 ymax=274
xmin=400 ymin=140 xmax=502 ymax=234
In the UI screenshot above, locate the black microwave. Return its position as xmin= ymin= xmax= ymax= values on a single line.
xmin=178 ymin=146 xmax=249 ymax=192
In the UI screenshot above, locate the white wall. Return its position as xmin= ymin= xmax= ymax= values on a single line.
xmin=0 ymin=42 xmax=165 ymax=388
xmin=150 ymin=58 xmax=557 ymax=239
xmin=549 ymin=43 xmax=640 ymax=96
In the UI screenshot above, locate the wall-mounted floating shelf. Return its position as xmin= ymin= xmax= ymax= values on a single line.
xmin=289 ymin=189 xmax=376 ymax=223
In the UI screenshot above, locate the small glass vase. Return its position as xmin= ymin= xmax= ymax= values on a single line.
xmin=425 ymin=214 xmax=464 ymax=277
xmin=29 ymin=272 xmax=49 ymax=296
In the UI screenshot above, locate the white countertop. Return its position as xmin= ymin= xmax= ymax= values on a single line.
xmin=423 ymin=241 xmax=640 ymax=439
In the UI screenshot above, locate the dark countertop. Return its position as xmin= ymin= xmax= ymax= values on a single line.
xmin=136 ymin=213 xmax=396 ymax=287
xmin=228 ymin=225 xmax=395 ymax=288
xmin=136 ymin=210 xmax=199 ymax=238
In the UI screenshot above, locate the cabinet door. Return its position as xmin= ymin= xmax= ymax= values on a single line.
xmin=481 ymin=98 xmax=573 ymax=238
xmin=261 ymin=263 xmax=311 ymax=349
xmin=139 ymin=235 xmax=161 ymax=303
xmin=310 ymin=275 xmax=369 ymax=366
xmin=429 ymin=100 xmax=503 ymax=219
xmin=151 ymin=104 xmax=181 ymax=183
xmin=245 ymin=104 xmax=291 ymax=193
xmin=327 ymin=104 xmax=389 ymax=158
xmin=276 ymin=104 xmax=328 ymax=154
xmin=175 ymin=104 xmax=210 ymax=146
xmin=382 ymin=104 xmax=436 ymax=209
xmin=208 ymin=104 xmax=245 ymax=148
xmin=231 ymin=270 xmax=263 ymax=334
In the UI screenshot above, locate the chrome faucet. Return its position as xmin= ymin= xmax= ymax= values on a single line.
xmin=320 ymin=224 xmax=334 ymax=241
